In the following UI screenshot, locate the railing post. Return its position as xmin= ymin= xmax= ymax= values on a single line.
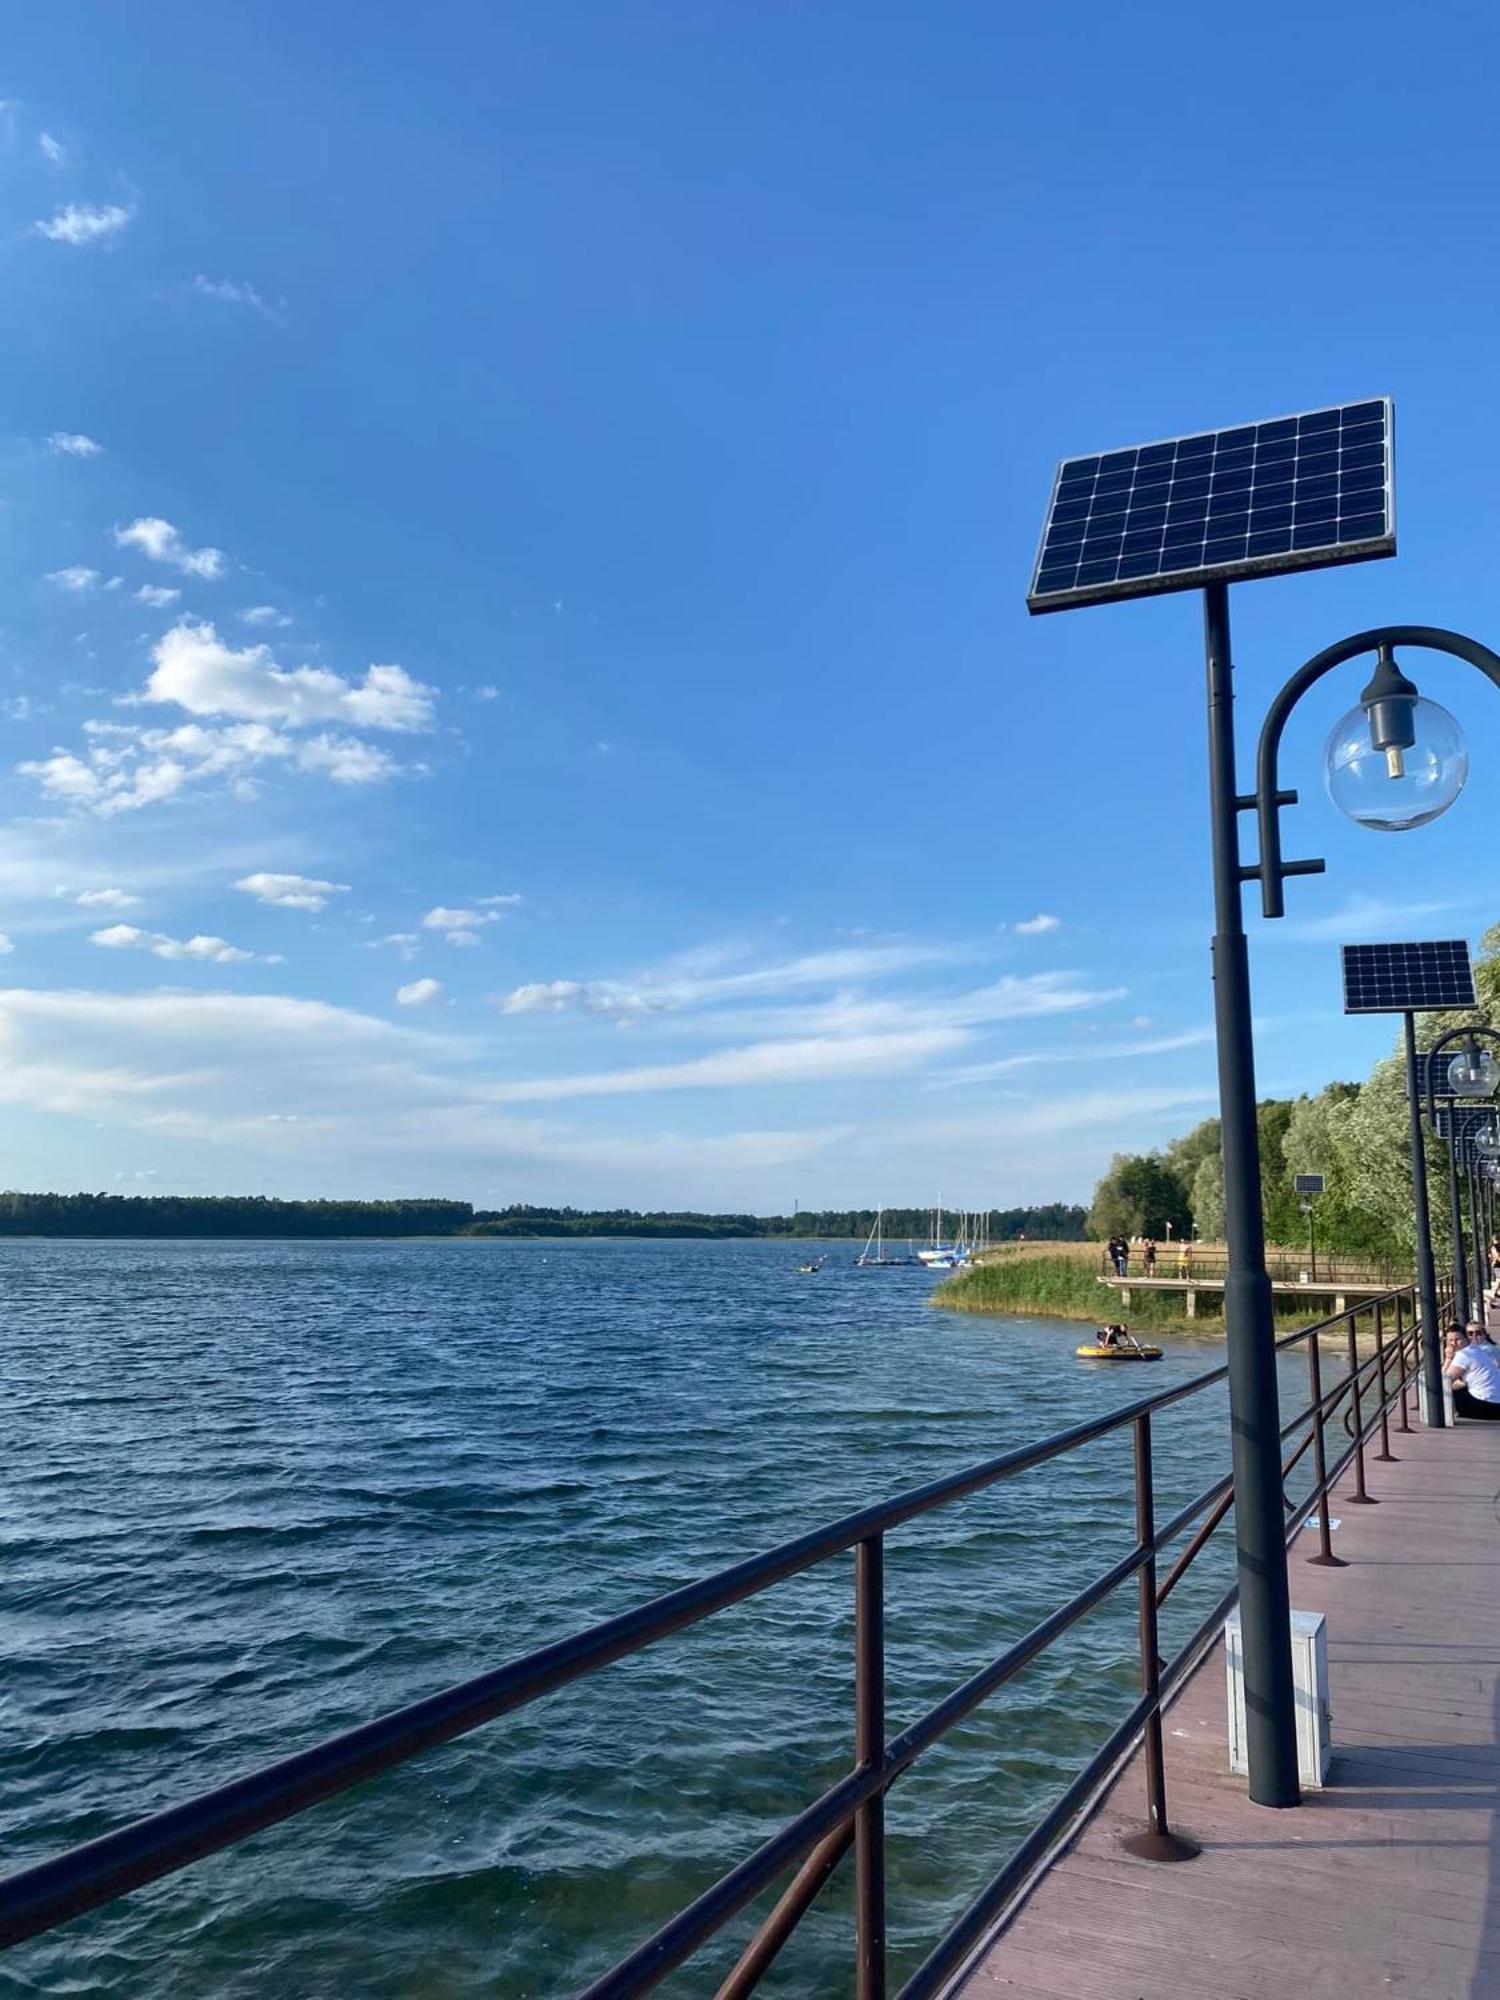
xmin=1395 ymin=1290 xmax=1412 ymax=1433
xmin=854 ymin=1535 xmax=886 ymax=2000
xmin=1346 ymin=1316 xmax=1376 ymax=1503
xmin=1305 ymin=1330 xmax=1347 ymax=1568
xmin=1372 ymin=1297 xmax=1396 ymax=1462
xmin=1121 ymin=1413 xmax=1199 ymax=1862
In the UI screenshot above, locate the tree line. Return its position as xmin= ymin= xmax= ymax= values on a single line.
xmin=1087 ymin=921 xmax=1500 ymax=1259
xmin=0 ymin=1194 xmax=1088 ymax=1241
xmin=469 ymin=1203 xmax=1088 ymax=1240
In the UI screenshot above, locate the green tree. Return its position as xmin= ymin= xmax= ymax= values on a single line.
xmin=1087 ymin=1153 xmax=1191 ymax=1239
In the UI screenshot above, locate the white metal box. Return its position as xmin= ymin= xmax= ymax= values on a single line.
xmin=1224 ymin=1608 xmax=1331 ymax=1787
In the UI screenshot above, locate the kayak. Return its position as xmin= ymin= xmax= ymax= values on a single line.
xmin=1072 ymin=1344 xmax=1168 ymax=1360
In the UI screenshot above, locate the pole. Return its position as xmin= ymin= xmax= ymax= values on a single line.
xmin=1308 ymin=1202 xmax=1317 ymax=1283
xmin=1203 ymin=583 xmax=1300 ymax=1809
xmin=1403 ymin=1012 xmax=1444 ymax=1424
xmin=1469 ymin=1154 xmax=1486 ymax=1321
xmin=1447 ymin=1132 xmax=1470 ymax=1326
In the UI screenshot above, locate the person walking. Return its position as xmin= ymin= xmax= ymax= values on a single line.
xmin=1143 ymin=1239 xmax=1157 ymax=1277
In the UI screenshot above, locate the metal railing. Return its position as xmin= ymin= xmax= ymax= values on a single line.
xmin=1097 ymin=1246 xmax=1408 ymax=1287
xmin=0 ymin=1282 xmax=1442 ymax=1995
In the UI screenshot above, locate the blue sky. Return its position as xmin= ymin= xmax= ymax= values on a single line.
xmin=0 ymin=3 xmax=1498 ymax=1209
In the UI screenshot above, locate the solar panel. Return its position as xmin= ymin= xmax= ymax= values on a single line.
xmin=1341 ymin=941 xmax=1475 ymax=1015
xmin=1293 ymin=1173 xmax=1325 ymax=1194
xmin=1027 ymin=399 xmax=1394 ymax=614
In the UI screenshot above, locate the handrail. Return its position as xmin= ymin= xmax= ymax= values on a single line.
xmin=0 ymin=1281 xmax=1437 ymax=1995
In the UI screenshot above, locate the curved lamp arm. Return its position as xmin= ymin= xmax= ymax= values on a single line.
xmin=1253 ymin=627 xmax=1500 ymax=918
xmin=1423 ymin=1022 xmax=1500 ymax=1134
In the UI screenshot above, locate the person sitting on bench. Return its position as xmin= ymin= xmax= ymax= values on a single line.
xmin=1445 ymin=1325 xmax=1500 ymax=1420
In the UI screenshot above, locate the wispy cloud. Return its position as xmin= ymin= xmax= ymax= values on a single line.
xmin=930 ymin=1025 xmax=1216 ymax=1087
xmin=38 ymin=131 xmax=66 ymax=166
xmin=499 ymin=942 xmax=970 ymax=1019
xmin=361 ymin=932 xmax=421 ymax=961
xmin=239 ymin=605 xmax=291 ymax=628
xmin=44 ymin=565 xmax=100 ymax=592
xmin=495 ymin=1027 xmax=966 ymax=1102
xmin=1014 ymin=912 xmax=1061 ymax=936
xmin=48 ymin=431 xmax=102 ymax=458
xmin=115 ymin=519 xmax=228 ymax=580
xmin=189 ymin=275 xmax=286 ymax=323
xmin=1275 ymin=894 xmax=1460 ymax=944
xmin=89 ymin=923 xmax=279 ymax=966
xmin=235 ymin=872 xmax=349 ymax=912
xmin=136 ymin=585 xmax=181 ymax=608
xmin=36 ymin=201 xmax=133 ymax=246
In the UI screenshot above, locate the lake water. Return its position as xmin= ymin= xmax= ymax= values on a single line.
xmin=2 ymin=1238 xmax=1310 ymax=1996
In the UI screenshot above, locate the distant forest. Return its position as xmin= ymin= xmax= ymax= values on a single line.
xmin=0 ymin=1193 xmax=1086 ymax=1241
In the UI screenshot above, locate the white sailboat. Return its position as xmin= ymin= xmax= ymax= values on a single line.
xmin=856 ymin=1208 xmax=916 ymax=1268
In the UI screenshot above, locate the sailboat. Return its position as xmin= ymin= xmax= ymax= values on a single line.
xmin=917 ymin=1202 xmax=963 ymax=1269
xmin=856 ymin=1209 xmax=916 ymax=1268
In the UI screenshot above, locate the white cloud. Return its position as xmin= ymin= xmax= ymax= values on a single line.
xmin=190 ymin=275 xmax=284 ymax=322
xmin=38 ymin=131 xmax=66 ymax=165
xmin=396 ymin=978 xmax=442 ymax=1007
xmin=1014 ymin=913 xmax=1062 ymax=936
xmin=44 ymin=565 xmax=100 ymax=592
xmin=136 ymin=585 xmax=181 ymax=608
xmin=142 ymin=621 xmax=433 ymax=730
xmin=89 ymin=924 xmax=276 ymax=966
xmin=235 ymin=872 xmax=349 ymax=912
xmin=423 ymin=905 xmax=509 ymax=944
xmin=48 ymin=431 xmax=102 ymax=458
xmin=21 ymin=717 xmax=400 ymax=815
xmin=115 ymin=519 xmax=228 ymax=580
xmin=0 ymin=934 xmax=14 ymax=955
xmin=239 ymin=605 xmax=290 ymax=628
xmin=475 ymin=685 xmax=500 ymax=701
xmin=36 ymin=201 xmax=133 ymax=246
xmin=76 ymin=887 xmax=144 ymax=910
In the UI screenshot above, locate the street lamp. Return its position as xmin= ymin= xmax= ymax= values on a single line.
xmin=1423 ymin=1025 xmax=1500 ymax=1327
xmin=1026 ymin=399 xmax=1500 ymax=1813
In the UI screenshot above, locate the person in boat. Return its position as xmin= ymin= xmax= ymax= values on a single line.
xmin=1098 ymin=1323 xmax=1129 ymax=1349
xmin=1445 ymin=1325 xmax=1500 ymax=1420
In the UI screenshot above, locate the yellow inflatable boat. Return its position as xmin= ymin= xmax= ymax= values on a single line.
xmin=1076 ymin=1325 xmax=1163 ymax=1361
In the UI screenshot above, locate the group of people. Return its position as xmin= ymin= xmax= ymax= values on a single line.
xmin=1444 ymin=1318 xmax=1500 ymax=1419
xmin=1106 ymin=1235 xmax=1193 ymax=1279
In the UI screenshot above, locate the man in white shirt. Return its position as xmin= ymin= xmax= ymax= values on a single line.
xmin=1444 ymin=1326 xmax=1500 ymax=1421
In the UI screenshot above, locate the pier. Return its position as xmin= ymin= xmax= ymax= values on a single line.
xmin=960 ymin=1407 xmax=1500 ymax=1999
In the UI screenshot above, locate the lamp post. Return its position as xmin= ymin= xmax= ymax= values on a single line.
xmin=1423 ymin=1029 xmax=1500 ymax=1327
xmin=1202 ymin=611 xmax=1500 ymax=1808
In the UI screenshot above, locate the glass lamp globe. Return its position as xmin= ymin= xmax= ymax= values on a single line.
xmin=1475 ymin=1128 xmax=1500 ymax=1159
xmin=1324 ymin=696 xmax=1468 ymax=830
xmin=1449 ymin=1048 xmax=1500 ymax=1098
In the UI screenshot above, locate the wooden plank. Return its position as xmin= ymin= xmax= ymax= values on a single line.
xmin=956 ymin=1415 xmax=1500 ymax=2000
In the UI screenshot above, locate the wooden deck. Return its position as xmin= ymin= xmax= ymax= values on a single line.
xmin=958 ymin=1410 xmax=1500 ymax=2000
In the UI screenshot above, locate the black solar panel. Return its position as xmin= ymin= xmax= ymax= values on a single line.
xmin=1027 ymin=399 xmax=1394 ymax=614
xmin=1293 ymin=1173 xmax=1325 ymax=1194
xmin=1342 ymin=941 xmax=1475 ymax=1015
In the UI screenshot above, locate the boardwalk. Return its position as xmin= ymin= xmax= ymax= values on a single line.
xmin=959 ymin=1413 xmax=1500 ymax=2000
